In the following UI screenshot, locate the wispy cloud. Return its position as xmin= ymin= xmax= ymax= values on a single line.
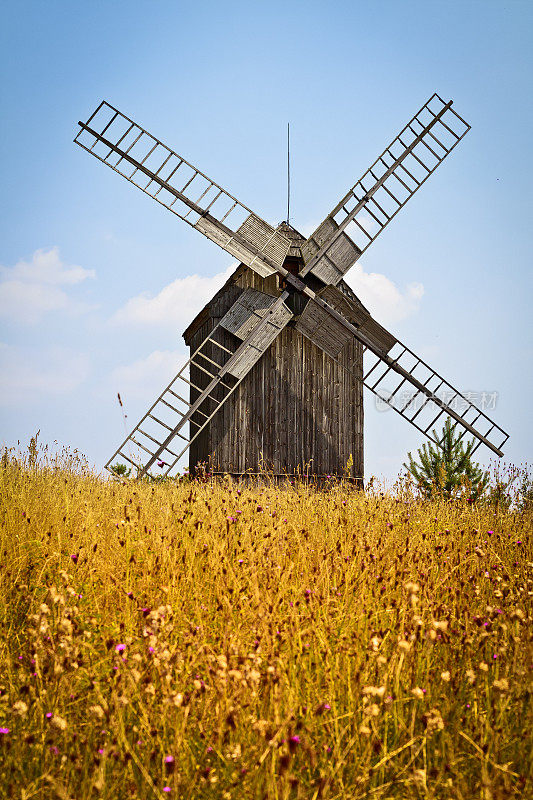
xmin=111 ymin=264 xmax=236 ymax=332
xmin=0 ymin=247 xmax=96 ymax=325
xmin=0 ymin=343 xmax=90 ymax=406
xmin=344 ymin=263 xmax=424 ymax=326
xmin=110 ymin=349 xmax=186 ymax=400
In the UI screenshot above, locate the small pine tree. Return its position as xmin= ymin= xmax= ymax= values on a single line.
xmin=404 ymin=419 xmax=489 ymax=500
xmin=109 ymin=463 xmax=131 ymax=478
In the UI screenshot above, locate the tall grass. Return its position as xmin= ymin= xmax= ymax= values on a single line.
xmin=0 ymin=448 xmax=531 ymax=799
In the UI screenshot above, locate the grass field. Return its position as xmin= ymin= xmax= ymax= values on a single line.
xmin=0 ymin=448 xmax=531 ymax=799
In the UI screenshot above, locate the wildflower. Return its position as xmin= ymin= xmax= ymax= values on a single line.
xmin=115 ymin=644 xmax=126 ymax=653
xmin=288 ymin=735 xmax=300 ymax=753
xmin=413 ymin=769 xmax=426 ymax=787
xmin=411 ymin=687 xmax=425 ymax=700
xmin=70 ymin=553 xmax=79 ymax=564
xmin=440 ymin=671 xmax=451 ymax=682
xmin=163 ymin=788 xmax=171 ymax=794
xmin=479 ymin=662 xmax=489 ymax=672
xmin=51 ymin=715 xmax=67 ymax=730
xmin=0 ymin=728 xmax=10 ymax=734
xmin=493 ymin=678 xmax=509 ymax=692
xmin=12 ymin=701 xmax=28 ymax=716
xmin=398 ymin=640 xmax=411 ymax=653
xmin=423 ymin=708 xmax=444 ymax=734
xmin=362 ymin=686 xmax=386 ymax=698
xmin=165 ymin=755 xmax=175 ymax=774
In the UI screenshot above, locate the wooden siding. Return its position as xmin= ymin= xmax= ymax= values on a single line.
xmin=186 ymin=267 xmax=364 ymax=479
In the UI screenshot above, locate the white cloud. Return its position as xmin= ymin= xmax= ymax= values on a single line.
xmin=0 ymin=247 xmax=95 ymax=324
xmin=344 ymin=263 xmax=424 ymax=325
xmin=112 ymin=263 xmax=236 ymax=331
xmin=110 ymin=349 xmax=187 ymax=399
xmin=0 ymin=344 xmax=90 ymax=406
xmin=1 ymin=247 xmax=95 ymax=285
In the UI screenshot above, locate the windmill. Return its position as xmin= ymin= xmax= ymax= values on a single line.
xmin=75 ymin=94 xmax=508 ymax=480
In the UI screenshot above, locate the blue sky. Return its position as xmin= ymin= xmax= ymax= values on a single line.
xmin=1 ymin=0 xmax=531 ymax=481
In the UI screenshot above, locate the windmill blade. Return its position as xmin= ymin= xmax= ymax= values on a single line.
xmin=294 ymin=288 xmax=508 ymax=457
xmin=75 ymin=101 xmax=291 ymax=279
xmin=300 ymin=94 xmax=470 ymax=285
xmin=106 ymin=290 xmax=293 ymax=478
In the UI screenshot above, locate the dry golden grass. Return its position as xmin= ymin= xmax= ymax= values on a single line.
xmin=0 ymin=450 xmax=531 ymax=799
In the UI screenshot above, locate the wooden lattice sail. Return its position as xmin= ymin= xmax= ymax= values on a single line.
xmin=75 ymin=94 xmax=508 ymax=478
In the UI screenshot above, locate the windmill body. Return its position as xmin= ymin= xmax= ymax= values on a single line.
xmin=74 ymin=94 xmax=509 ymax=479
xmin=183 ymin=223 xmax=364 ymax=480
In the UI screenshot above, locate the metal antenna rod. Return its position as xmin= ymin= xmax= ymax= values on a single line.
xmin=287 ymin=122 xmax=290 ymax=224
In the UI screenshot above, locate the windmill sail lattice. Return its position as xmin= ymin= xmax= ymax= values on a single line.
xmin=75 ymin=102 xmax=291 ymax=279
xmin=75 ymin=94 xmax=509 ymax=479
xmin=105 ymin=291 xmax=293 ymax=475
xmin=301 ymin=94 xmax=470 ymax=285
xmin=360 ymin=342 xmax=507 ymax=456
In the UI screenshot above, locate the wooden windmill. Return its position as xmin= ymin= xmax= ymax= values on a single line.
xmin=75 ymin=94 xmax=508 ymax=480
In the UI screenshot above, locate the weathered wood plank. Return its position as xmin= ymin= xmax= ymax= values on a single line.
xmin=186 ymin=249 xmax=364 ymax=479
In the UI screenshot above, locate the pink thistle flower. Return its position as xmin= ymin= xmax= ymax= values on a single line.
xmin=115 ymin=644 xmax=126 ymax=652
xmin=288 ymin=735 xmax=300 ymax=753
xmin=70 ymin=553 xmax=79 ymax=564
xmin=163 ymin=788 xmax=171 ymax=794
xmin=164 ymin=755 xmax=174 ymax=764
xmin=0 ymin=728 xmax=10 ymax=734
